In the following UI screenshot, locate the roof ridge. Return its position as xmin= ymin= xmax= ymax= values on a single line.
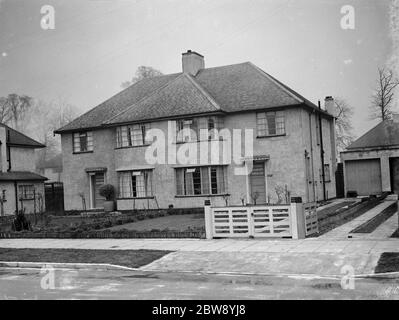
xmin=246 ymin=62 xmax=304 ymax=104
xmin=103 ymin=73 xmax=187 ymax=125
xmin=183 ymin=73 xmax=222 ymax=111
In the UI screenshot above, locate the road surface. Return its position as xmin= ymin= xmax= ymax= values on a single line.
xmin=1 ymin=267 xmax=399 ymax=300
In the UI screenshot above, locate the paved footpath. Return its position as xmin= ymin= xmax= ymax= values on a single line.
xmin=1 ymin=237 xmax=399 ymax=254
xmin=1 ymin=237 xmax=399 ymax=276
xmin=319 ymin=200 xmax=396 ymax=239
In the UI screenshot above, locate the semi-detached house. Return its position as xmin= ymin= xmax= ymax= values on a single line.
xmin=55 ymin=50 xmax=337 ymax=211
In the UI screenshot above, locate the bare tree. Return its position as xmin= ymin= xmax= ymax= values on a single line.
xmin=370 ymin=68 xmax=399 ymax=121
xmin=334 ymin=97 xmax=355 ymax=152
xmin=121 ymin=66 xmax=163 ymax=89
xmin=0 ymin=94 xmax=33 ymax=130
xmin=5 ymin=94 xmax=32 ymax=130
xmin=0 ymin=97 xmax=12 ymax=124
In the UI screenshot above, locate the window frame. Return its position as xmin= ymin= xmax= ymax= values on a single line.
xmin=117 ymin=169 xmax=154 ymax=199
xmin=73 ymin=131 xmax=93 ymax=153
xmin=175 ymin=116 xmax=224 ymax=143
xmin=116 ymin=123 xmax=151 ymax=148
xmin=18 ymin=184 xmax=35 ymax=200
xmin=256 ymin=111 xmax=286 ymax=138
xmin=175 ymin=166 xmax=227 ymax=197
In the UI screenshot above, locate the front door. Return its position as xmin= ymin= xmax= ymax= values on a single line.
xmin=91 ymin=172 xmax=105 ymax=209
xmin=249 ymin=161 xmax=266 ymax=204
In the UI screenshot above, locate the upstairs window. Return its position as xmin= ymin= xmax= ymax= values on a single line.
xmin=118 ymin=170 xmax=153 ymax=198
xmin=73 ymin=131 xmax=93 ymax=153
xmin=256 ymin=111 xmax=285 ymax=137
xmin=116 ymin=123 xmax=151 ymax=148
xmin=175 ymin=166 xmax=226 ymax=196
xmin=175 ymin=116 xmax=224 ymax=143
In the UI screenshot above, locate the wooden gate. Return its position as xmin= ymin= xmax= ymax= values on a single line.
xmin=212 ymin=205 xmax=292 ymax=238
xmin=304 ymin=202 xmax=318 ymax=236
xmin=44 ymin=182 xmax=64 ymax=213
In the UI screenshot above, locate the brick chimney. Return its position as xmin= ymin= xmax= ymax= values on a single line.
xmin=182 ymin=50 xmax=204 ymax=76
xmin=324 ymin=96 xmax=337 ymax=117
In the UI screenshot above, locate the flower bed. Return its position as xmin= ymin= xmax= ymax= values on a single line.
xmin=0 ymin=229 xmax=205 ymax=239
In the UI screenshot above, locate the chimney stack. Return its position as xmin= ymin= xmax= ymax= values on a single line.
xmin=324 ymin=96 xmax=337 ymax=117
xmin=182 ymin=50 xmax=204 ymax=76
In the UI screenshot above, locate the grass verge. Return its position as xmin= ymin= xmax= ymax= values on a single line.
xmin=351 ymin=202 xmax=397 ymax=233
xmin=375 ymin=252 xmax=399 ymax=273
xmin=0 ymin=248 xmax=171 ymax=268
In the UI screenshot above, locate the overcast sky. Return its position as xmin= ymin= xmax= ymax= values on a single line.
xmin=0 ymin=0 xmax=396 ymax=137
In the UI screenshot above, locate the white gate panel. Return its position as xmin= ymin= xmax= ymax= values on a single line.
xmin=213 ymin=208 xmax=251 ymax=237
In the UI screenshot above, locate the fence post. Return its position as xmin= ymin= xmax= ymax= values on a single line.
xmin=204 ymin=200 xmax=213 ymax=240
xmin=290 ymin=199 xmax=306 ymax=240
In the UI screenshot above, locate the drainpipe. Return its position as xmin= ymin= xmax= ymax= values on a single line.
xmin=308 ymin=112 xmax=316 ymax=202
xmin=318 ymin=101 xmax=326 ymax=201
xmin=14 ymin=181 xmax=18 ymax=213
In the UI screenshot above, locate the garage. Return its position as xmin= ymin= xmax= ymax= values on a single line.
xmin=345 ymin=159 xmax=382 ymax=196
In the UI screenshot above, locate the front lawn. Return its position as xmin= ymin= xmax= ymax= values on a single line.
xmin=0 ymin=248 xmax=171 ymax=268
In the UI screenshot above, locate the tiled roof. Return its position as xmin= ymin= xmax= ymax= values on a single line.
xmin=0 ymin=171 xmax=47 ymax=181
xmin=0 ymin=124 xmax=45 ymax=148
xmin=105 ymin=73 xmax=221 ymax=124
xmin=56 ymin=73 xmax=180 ymax=132
xmin=346 ymin=120 xmax=399 ymax=150
xmin=55 ymin=62 xmax=327 ymax=133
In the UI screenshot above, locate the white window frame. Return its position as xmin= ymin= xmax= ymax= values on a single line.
xmin=73 ymin=131 xmax=93 ymax=153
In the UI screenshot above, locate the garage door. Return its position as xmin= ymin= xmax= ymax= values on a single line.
xmin=345 ymin=159 xmax=382 ymax=196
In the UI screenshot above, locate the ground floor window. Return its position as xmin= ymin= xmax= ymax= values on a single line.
xmin=18 ymin=185 xmax=35 ymax=200
xmin=175 ymin=166 xmax=226 ymax=196
xmin=324 ymin=164 xmax=331 ymax=182
xmin=118 ymin=170 xmax=153 ymax=198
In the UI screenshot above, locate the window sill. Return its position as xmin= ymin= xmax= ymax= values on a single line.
xmin=19 ymin=198 xmax=34 ymax=201
xmin=73 ymin=151 xmax=93 ymax=155
xmin=175 ymin=193 xmax=230 ymax=198
xmin=257 ymin=134 xmax=286 ymax=139
xmin=115 ymin=144 xmax=150 ymax=150
xmin=174 ymin=138 xmax=225 ymax=144
xmin=117 ymin=196 xmax=155 ymax=200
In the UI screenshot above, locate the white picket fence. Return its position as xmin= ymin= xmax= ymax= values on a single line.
xmin=205 ymin=202 xmax=318 ymax=239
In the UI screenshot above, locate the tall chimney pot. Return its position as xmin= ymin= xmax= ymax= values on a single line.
xmin=182 ymin=50 xmax=204 ymax=76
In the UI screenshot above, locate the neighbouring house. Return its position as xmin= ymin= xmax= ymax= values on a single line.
xmin=341 ymin=115 xmax=399 ymax=196
xmin=55 ymin=50 xmax=337 ymax=211
xmin=0 ymin=124 xmax=47 ymax=216
xmin=36 ymin=154 xmax=63 ymax=183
